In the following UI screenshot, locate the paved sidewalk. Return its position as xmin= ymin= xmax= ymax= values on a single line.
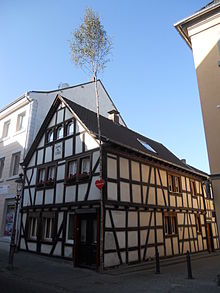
xmin=0 ymin=241 xmax=220 ymax=292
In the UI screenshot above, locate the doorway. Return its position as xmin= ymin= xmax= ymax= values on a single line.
xmin=76 ymin=213 xmax=98 ymax=268
xmin=206 ymin=223 xmax=214 ymax=252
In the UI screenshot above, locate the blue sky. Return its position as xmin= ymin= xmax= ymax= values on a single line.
xmin=0 ymin=0 xmax=210 ymax=172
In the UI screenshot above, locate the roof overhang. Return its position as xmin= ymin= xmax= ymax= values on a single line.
xmin=174 ymin=2 xmax=220 ymax=49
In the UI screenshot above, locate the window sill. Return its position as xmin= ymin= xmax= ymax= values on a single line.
xmin=14 ymin=128 xmax=26 ymax=136
xmin=6 ymin=175 xmax=20 ymax=181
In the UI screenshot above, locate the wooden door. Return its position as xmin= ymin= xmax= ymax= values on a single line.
xmin=77 ymin=213 xmax=97 ymax=267
xmin=206 ymin=223 xmax=214 ymax=252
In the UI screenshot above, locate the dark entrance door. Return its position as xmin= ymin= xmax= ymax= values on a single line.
xmin=206 ymin=223 xmax=214 ymax=252
xmin=77 ymin=213 xmax=97 ymax=267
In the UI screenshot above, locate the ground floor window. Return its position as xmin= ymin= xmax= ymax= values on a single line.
xmin=28 ymin=213 xmax=39 ymax=239
xmin=66 ymin=213 xmax=74 ymax=243
xmin=196 ymin=214 xmax=202 ymax=233
xmin=164 ymin=212 xmax=178 ymax=236
xmin=42 ymin=212 xmax=55 ymax=241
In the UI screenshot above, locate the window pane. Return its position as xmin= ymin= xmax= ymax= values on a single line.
xmin=2 ymin=120 xmax=10 ymax=138
xmin=17 ymin=112 xmax=25 ymax=131
xmin=67 ymin=214 xmax=74 ymax=241
xmin=81 ymin=157 xmax=90 ymax=174
xmin=39 ymin=169 xmax=45 ymax=182
xmin=57 ymin=126 xmax=63 ymax=139
xmin=48 ymin=130 xmax=54 ymax=142
xmin=48 ymin=166 xmax=55 ymax=180
xmin=68 ymin=161 xmax=77 ymax=176
xmin=0 ymin=158 xmax=5 ymax=179
xmin=11 ymin=152 xmax=21 ymax=176
xmin=67 ymin=122 xmax=74 ymax=135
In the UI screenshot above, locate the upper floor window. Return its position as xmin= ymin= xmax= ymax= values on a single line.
xmin=47 ymin=166 xmax=55 ymax=181
xmin=10 ymin=152 xmax=21 ymax=176
xmin=16 ymin=112 xmax=26 ymax=131
xmin=190 ymin=180 xmax=197 ymax=196
xmin=56 ymin=126 xmax=64 ymax=140
xmin=47 ymin=129 xmax=54 ymax=143
xmin=67 ymin=121 xmax=74 ymax=136
xmin=2 ymin=120 xmax=10 ymax=138
xmin=205 ymin=182 xmax=212 ymax=199
xmin=68 ymin=160 xmax=77 ymax=177
xmin=80 ymin=157 xmax=90 ymax=174
xmin=0 ymin=157 xmax=5 ymax=179
xmin=168 ymin=174 xmax=181 ymax=193
xmin=38 ymin=168 xmax=45 ymax=183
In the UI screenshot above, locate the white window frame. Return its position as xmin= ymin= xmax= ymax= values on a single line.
xmin=0 ymin=157 xmax=5 ymax=179
xmin=16 ymin=111 xmax=26 ymax=131
xmin=29 ymin=216 xmax=38 ymax=240
xmin=2 ymin=120 xmax=10 ymax=138
xmin=10 ymin=152 xmax=21 ymax=177
xmin=42 ymin=216 xmax=54 ymax=241
xmin=66 ymin=213 xmax=75 ymax=244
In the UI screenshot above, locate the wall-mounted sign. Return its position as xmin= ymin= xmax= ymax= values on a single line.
xmin=55 ymin=143 xmax=62 ymax=156
xmin=95 ymin=179 xmax=105 ymax=190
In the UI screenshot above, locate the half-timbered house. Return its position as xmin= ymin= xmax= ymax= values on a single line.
xmin=19 ymin=95 xmax=219 ymax=270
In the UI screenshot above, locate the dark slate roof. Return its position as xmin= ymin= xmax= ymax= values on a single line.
xmin=200 ymin=0 xmax=220 ymax=11
xmin=63 ymin=97 xmax=200 ymax=173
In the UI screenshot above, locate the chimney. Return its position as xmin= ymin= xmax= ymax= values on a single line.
xmin=181 ymin=159 xmax=186 ymax=164
xmin=108 ymin=109 xmax=120 ymax=124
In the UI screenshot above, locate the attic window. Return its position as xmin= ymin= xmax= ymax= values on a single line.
xmin=137 ymin=138 xmax=156 ymax=153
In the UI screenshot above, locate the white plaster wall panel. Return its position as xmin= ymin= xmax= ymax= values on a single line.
xmin=75 ymin=121 xmax=84 ymax=133
xmin=37 ymin=149 xmax=44 ymax=165
xmin=188 ymin=196 xmax=192 ymax=208
xmin=26 ymin=169 xmax=32 ymax=183
xmin=65 ymin=138 xmax=73 ymax=157
xmin=164 ymin=190 xmax=168 ymax=206
xmin=158 ymin=245 xmax=164 ymax=257
xmin=28 ymin=242 xmax=37 ymax=252
xmin=156 ymin=212 xmax=162 ymax=226
xmin=183 ymin=241 xmax=190 ymax=254
xmin=132 ymin=184 xmax=141 ymax=203
xmin=75 ymin=134 xmax=83 ymax=154
xmin=191 ymin=214 xmax=195 ymax=225
xmin=30 ymin=188 xmax=35 ymax=204
xmin=146 ymin=247 xmax=155 ymax=259
xmin=193 ymin=198 xmax=197 ymax=209
xmin=20 ymin=238 xmax=26 ymax=250
xmin=119 ymin=158 xmax=129 ymax=179
xmin=23 ymin=189 xmax=30 ymax=206
xmin=112 ymin=211 xmax=125 ymax=228
xmin=141 ymin=230 xmax=147 ymax=246
xmin=131 ymin=161 xmax=140 ymax=181
xmin=35 ymin=190 xmax=43 ymax=205
xmin=148 ymin=230 xmax=155 ymax=244
xmin=160 ymin=170 xmax=167 ymax=187
xmin=179 ymin=228 xmax=183 ymax=240
xmin=165 ymin=238 xmax=172 ymax=256
xmin=120 ymin=182 xmax=130 ymax=202
xmin=181 ymin=177 xmax=186 ymax=190
xmin=142 ymin=186 xmax=147 ymax=204
xmin=116 ymin=232 xmax=125 ymax=248
xmin=64 ymin=108 xmax=73 ymax=121
xmin=78 ymin=184 xmax=88 ymax=201
xmin=45 ymin=189 xmax=54 ymax=204
xmin=57 ymin=212 xmax=63 ymax=233
xmin=128 ymin=231 xmax=138 ymax=247
xmin=38 ymin=137 xmax=44 ymax=148
xmin=65 ymin=185 xmax=76 ymax=202
xmin=41 ymin=244 xmax=52 ymax=254
xmin=157 ymin=188 xmax=164 ymax=206
xmin=104 ymin=253 xmax=120 ymax=267
xmin=30 ymin=169 xmax=37 ymax=185
xmin=170 ymin=195 xmax=175 ymax=207
xmin=173 ymin=238 xmax=178 ymax=255
xmin=64 ymin=246 xmax=73 ymax=258
xmin=147 ymin=187 xmax=155 ymax=205
xmin=107 ymin=182 xmax=117 ymax=201
xmin=48 ymin=113 xmax=56 ymax=127
xmin=88 ymin=176 xmax=101 ymax=200
xmin=54 ymin=142 xmax=62 ymax=160
xmin=177 ymin=197 xmax=182 ymax=208
xmin=186 ymin=178 xmax=190 ymax=191
xmin=107 ymin=157 xmax=117 ymax=179
xmin=22 ymin=213 xmax=27 ymax=225
xmin=57 ymin=109 xmax=64 ymax=124
xmin=57 ymin=164 xmax=65 ymax=181
xmin=28 ymin=152 xmax=36 ymax=167
xmin=150 ymin=168 xmax=155 ymax=184
xmin=191 ymin=241 xmax=195 ymax=252
xmin=177 ymin=213 xmax=184 ymax=225
xmin=84 ymin=133 xmax=98 ymax=151
xmin=140 ymin=212 xmax=150 ymax=226
xmin=157 ymin=229 xmax=163 ymax=243
xmin=128 ymin=251 xmax=138 ymax=262
xmin=203 ymin=241 xmax=207 ymax=250
xmin=45 ymin=146 xmax=52 ymax=163
xmin=104 ymin=232 xmax=116 ymax=250
xmin=92 ymin=151 xmax=99 ymax=171
xmin=182 ymin=193 xmax=187 ymax=207
xmin=196 ymin=181 xmax=200 ymax=194
xmin=141 ymin=164 xmax=149 ymax=183
xmin=56 ymin=183 xmax=64 ymax=204
xmin=105 ymin=210 xmax=111 ymax=228
xmin=128 ymin=212 xmax=137 ymax=227
xmin=200 ymin=200 xmax=204 ymax=210
xmin=53 ymin=242 xmax=62 ymax=256
xmin=120 ymin=252 xmax=126 ymax=264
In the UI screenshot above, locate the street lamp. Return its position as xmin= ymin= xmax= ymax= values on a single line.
xmin=8 ymin=173 xmax=24 ymax=270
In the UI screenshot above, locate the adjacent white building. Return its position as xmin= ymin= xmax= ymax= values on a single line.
xmin=0 ymin=80 xmax=125 ymax=239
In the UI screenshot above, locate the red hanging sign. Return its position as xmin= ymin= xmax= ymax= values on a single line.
xmin=95 ymin=179 xmax=105 ymax=190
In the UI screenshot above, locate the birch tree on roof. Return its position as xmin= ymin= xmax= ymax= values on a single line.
xmin=70 ymin=8 xmax=112 ymax=272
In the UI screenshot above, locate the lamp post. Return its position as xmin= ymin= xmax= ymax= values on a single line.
xmin=8 ymin=173 xmax=24 ymax=270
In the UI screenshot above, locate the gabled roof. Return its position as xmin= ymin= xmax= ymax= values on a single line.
xmin=23 ymin=95 xmax=208 ymax=178
xmin=174 ymin=0 xmax=220 ymax=48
